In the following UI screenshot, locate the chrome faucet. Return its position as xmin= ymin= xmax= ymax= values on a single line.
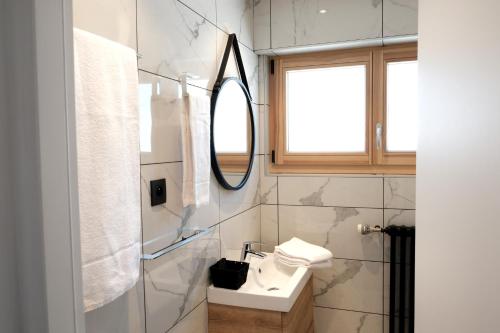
xmin=240 ymin=241 xmax=267 ymax=261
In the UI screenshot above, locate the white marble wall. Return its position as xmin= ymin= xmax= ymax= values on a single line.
xmin=260 ymin=176 xmax=416 ymax=333
xmin=253 ymin=0 xmax=418 ymax=53
xmin=75 ymin=1 xmax=264 ymax=332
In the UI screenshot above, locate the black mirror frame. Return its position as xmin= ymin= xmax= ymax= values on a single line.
xmin=210 ymin=33 xmax=255 ymax=191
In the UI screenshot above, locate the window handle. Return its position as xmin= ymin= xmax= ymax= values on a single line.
xmin=376 ymin=123 xmax=383 ymax=150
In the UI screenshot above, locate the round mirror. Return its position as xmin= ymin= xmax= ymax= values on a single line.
xmin=211 ymin=77 xmax=255 ymax=190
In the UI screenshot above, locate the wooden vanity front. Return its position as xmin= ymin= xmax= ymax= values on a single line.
xmin=208 ymin=278 xmax=314 ymax=333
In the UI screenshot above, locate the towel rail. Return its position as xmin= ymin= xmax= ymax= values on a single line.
xmin=141 ymin=228 xmax=211 ymax=260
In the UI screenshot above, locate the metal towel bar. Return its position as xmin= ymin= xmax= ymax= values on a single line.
xmin=141 ymin=228 xmax=211 ymax=261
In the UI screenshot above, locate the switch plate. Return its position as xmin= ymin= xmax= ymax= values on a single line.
xmin=150 ymin=179 xmax=166 ymax=206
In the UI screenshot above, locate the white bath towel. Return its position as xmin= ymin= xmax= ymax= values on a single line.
xmin=74 ymin=28 xmax=141 ymax=312
xmin=180 ymin=94 xmax=210 ymax=207
xmin=274 ymin=237 xmax=333 ymax=267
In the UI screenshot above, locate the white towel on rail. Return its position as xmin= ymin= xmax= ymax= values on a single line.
xmin=74 ymin=28 xmax=141 ymax=312
xmin=180 ymin=94 xmax=210 ymax=207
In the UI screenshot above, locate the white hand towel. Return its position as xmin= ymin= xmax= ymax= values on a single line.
xmin=275 ymin=253 xmax=332 ymax=269
xmin=180 ymin=94 xmax=210 ymax=207
xmin=274 ymin=237 xmax=333 ymax=265
xmin=74 ymin=28 xmax=141 ymax=312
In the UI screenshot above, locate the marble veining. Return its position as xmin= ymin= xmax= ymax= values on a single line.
xmin=323 ymin=207 xmax=359 ymax=248
xmin=144 ymin=227 xmax=219 ymax=333
xmin=279 ymin=205 xmax=383 ymax=261
xmin=138 ymin=0 xmax=217 ymax=89
xmin=384 ymin=178 xmax=416 ymax=209
xmin=299 ymin=178 xmax=330 ymax=206
xmin=386 ymin=0 xmax=416 ymax=10
xmin=261 ymin=181 xmax=277 ymax=204
xmin=313 ymin=259 xmax=384 ymax=313
xmin=314 ymin=260 xmax=363 ymax=299
xmin=279 ymin=176 xmax=383 ymax=208
xmin=253 ymin=0 xmax=271 ymax=50
xmin=216 ymin=0 xmax=254 ymax=49
xmin=260 ymin=204 xmax=278 ymax=252
xmin=314 ymin=307 xmax=383 ymax=333
xmin=259 ymin=155 xmax=278 ymax=205
xmin=357 ymin=313 xmax=368 ymax=333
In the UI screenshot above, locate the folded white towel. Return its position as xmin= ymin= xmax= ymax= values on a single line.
xmin=274 ymin=237 xmax=333 ymax=265
xmin=275 ymin=253 xmax=332 ymax=269
xmin=74 ymin=28 xmax=141 ymax=312
xmin=180 ymin=94 xmax=211 ymax=207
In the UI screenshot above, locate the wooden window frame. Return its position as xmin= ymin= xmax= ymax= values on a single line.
xmin=269 ymin=43 xmax=417 ymax=175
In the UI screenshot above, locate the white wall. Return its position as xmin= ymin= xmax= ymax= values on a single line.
xmin=0 ymin=3 xmax=20 ymax=331
xmin=416 ymin=1 xmax=500 ymax=332
xmin=0 ymin=0 xmax=85 ymax=331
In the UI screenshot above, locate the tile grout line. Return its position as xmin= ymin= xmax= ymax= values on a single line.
xmin=165 ymin=298 xmax=207 ymax=333
xmin=314 ymin=305 xmax=385 ymax=317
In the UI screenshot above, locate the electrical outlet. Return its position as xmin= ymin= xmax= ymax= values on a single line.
xmin=150 ymin=179 xmax=166 ymax=206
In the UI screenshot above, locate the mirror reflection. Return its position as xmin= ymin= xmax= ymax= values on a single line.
xmin=213 ymin=79 xmax=254 ymax=189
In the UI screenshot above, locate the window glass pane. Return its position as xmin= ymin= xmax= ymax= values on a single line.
xmin=286 ymin=65 xmax=366 ymax=153
xmin=386 ymin=60 xmax=418 ymax=152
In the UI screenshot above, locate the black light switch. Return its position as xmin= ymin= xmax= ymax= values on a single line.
xmin=150 ymin=179 xmax=166 ymax=206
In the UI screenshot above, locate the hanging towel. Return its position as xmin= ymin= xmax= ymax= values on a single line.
xmin=73 ymin=28 xmax=141 ymax=312
xmin=180 ymin=94 xmax=210 ymax=207
xmin=274 ymin=237 xmax=333 ymax=268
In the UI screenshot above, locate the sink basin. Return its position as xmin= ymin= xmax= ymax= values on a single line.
xmin=207 ymin=253 xmax=311 ymax=312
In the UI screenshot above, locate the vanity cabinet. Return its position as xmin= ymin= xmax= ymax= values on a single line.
xmin=208 ymin=278 xmax=314 ymax=333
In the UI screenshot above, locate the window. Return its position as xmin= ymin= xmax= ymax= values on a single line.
xmin=269 ymin=43 xmax=417 ymax=174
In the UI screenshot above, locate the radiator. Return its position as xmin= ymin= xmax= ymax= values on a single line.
xmin=384 ymin=225 xmax=416 ymax=333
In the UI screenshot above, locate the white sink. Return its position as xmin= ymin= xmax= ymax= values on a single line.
xmin=207 ymin=253 xmax=311 ymax=312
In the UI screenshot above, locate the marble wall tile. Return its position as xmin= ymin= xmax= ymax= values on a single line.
xmin=260 ymin=204 xmax=278 ymax=252
xmin=383 ymin=0 xmax=418 ymax=37
xmin=141 ymin=163 xmax=220 ymax=254
xmin=384 ymin=177 xmax=416 ymax=209
xmin=383 ymin=209 xmax=415 ymax=261
xmin=279 ymin=206 xmax=383 ymax=261
xmin=314 ymin=307 xmax=383 ymax=333
xmin=138 ymin=0 xmax=217 ymax=90
xmin=85 ymin=263 xmax=146 ymax=333
xmin=219 ymin=155 xmax=260 ymax=220
xmin=73 ymin=0 xmax=137 ymax=49
xmin=216 ymin=30 xmax=259 ymax=104
xmin=144 ymin=226 xmax=219 ymax=333
xmin=168 ymin=300 xmax=208 ymax=333
xmin=253 ymin=0 xmax=271 ymax=50
xmin=271 ymin=0 xmax=382 ymax=49
xmin=179 ymin=0 xmax=217 ymax=24
xmin=258 ymin=56 xmax=269 ymax=106
xmin=139 ymin=71 xmax=211 ymax=164
xmin=220 ymin=206 xmax=261 ymax=260
xmin=260 ymin=155 xmax=277 ymax=204
xmin=279 ymin=176 xmax=383 ymax=208
xmin=313 ymin=259 xmax=383 ymax=314
xmin=216 ymin=0 xmax=254 ymax=49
